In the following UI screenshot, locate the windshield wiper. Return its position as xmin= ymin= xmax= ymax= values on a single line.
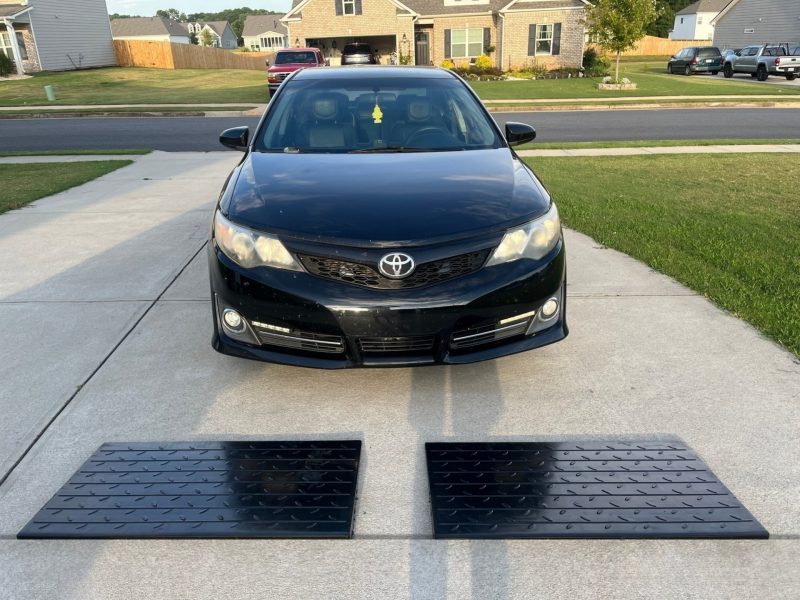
xmin=350 ymin=146 xmax=464 ymax=153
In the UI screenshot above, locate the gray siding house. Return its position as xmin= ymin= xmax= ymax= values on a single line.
xmin=712 ymin=0 xmax=800 ymax=49
xmin=0 ymin=0 xmax=115 ymax=73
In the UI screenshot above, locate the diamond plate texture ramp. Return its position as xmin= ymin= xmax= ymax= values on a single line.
xmin=426 ymin=441 xmax=768 ymax=539
xmin=18 ymin=441 xmax=361 ymax=539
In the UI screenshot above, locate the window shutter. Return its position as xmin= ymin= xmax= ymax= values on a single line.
xmin=335 ymin=0 xmax=343 ymax=16
xmin=444 ymin=29 xmax=451 ymax=58
xmin=483 ymin=27 xmax=490 ymax=52
xmin=355 ymin=0 xmax=362 ymax=15
xmin=528 ymin=24 xmax=537 ymax=56
xmin=552 ymin=23 xmax=561 ymax=56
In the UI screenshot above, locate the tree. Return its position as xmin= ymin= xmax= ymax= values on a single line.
xmin=200 ymin=28 xmax=214 ymax=47
xmin=585 ymin=0 xmax=660 ymax=82
xmin=156 ymin=8 xmax=187 ymax=21
xmin=647 ymin=1 xmax=674 ymax=37
xmin=189 ymin=32 xmax=199 ymax=45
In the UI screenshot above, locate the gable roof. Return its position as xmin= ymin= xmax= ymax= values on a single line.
xmin=677 ymin=0 xmax=731 ymax=15
xmin=0 ymin=4 xmax=30 ymax=18
xmin=286 ymin=0 xmax=416 ymax=19
xmin=110 ymin=17 xmax=190 ymax=38
xmin=203 ymin=21 xmax=232 ymax=37
xmin=502 ymin=0 xmax=588 ymax=11
xmin=242 ymin=14 xmax=287 ymax=37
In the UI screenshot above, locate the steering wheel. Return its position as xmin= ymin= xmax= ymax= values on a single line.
xmin=404 ymin=126 xmax=454 ymax=148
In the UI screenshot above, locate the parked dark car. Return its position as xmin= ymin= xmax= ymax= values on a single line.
xmin=340 ymin=42 xmax=378 ymax=65
xmin=210 ymin=67 xmax=567 ymax=368
xmin=667 ymin=46 xmax=723 ymax=75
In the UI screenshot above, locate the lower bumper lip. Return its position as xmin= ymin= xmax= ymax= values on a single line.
xmin=209 ymin=241 xmax=567 ymax=368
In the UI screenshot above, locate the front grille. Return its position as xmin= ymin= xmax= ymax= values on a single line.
xmin=297 ymin=249 xmax=491 ymax=290
xmin=253 ymin=325 xmax=344 ymax=354
xmin=360 ymin=336 xmax=435 ymax=353
xmin=450 ymin=321 xmax=529 ymax=350
xmin=276 ymin=72 xmax=289 ymax=81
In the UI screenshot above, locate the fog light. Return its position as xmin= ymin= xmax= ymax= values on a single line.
xmin=222 ymin=308 xmax=245 ymax=332
xmin=541 ymin=298 xmax=559 ymax=320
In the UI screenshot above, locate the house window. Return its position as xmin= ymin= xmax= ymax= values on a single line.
xmin=536 ymin=24 xmax=553 ymax=55
xmin=680 ymin=17 xmax=684 ymax=24
xmin=697 ymin=16 xmax=703 ymax=24
xmin=15 ymin=32 xmax=27 ymax=60
xmin=451 ymin=28 xmax=483 ymax=58
xmin=342 ymin=0 xmax=355 ymax=15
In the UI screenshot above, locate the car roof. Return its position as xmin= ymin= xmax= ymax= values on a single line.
xmin=292 ymin=66 xmax=457 ymax=80
xmin=277 ymin=47 xmax=319 ymax=52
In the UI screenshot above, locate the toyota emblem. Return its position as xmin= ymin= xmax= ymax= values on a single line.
xmin=378 ymin=252 xmax=415 ymax=279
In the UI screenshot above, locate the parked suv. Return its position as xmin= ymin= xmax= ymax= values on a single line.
xmin=723 ymin=44 xmax=800 ymax=81
xmin=667 ymin=47 xmax=723 ymax=75
xmin=340 ymin=43 xmax=378 ymax=65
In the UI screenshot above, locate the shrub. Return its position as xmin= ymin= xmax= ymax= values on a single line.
xmin=452 ymin=65 xmax=504 ymax=81
xmin=440 ymin=59 xmax=455 ymax=70
xmin=0 ymin=53 xmax=13 ymax=77
xmin=474 ymin=54 xmax=493 ymax=71
xmin=583 ymin=47 xmax=611 ymax=77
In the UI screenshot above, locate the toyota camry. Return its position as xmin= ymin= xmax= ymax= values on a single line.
xmin=209 ymin=66 xmax=567 ymax=368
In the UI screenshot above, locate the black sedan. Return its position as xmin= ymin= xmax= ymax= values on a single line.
xmin=210 ymin=66 xmax=567 ymax=368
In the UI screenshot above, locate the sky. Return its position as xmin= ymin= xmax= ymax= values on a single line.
xmin=106 ymin=0 xmax=292 ymax=16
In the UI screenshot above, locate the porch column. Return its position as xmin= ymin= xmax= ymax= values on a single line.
xmin=2 ymin=19 xmax=25 ymax=74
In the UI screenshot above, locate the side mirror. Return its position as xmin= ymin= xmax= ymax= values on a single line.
xmin=505 ymin=122 xmax=536 ymax=147
xmin=219 ymin=126 xmax=249 ymax=151
xmin=265 ymin=59 xmax=271 ymax=67
xmin=325 ymin=58 xmax=330 ymax=66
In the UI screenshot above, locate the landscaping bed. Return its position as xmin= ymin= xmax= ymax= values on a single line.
xmin=528 ymin=153 xmax=800 ymax=356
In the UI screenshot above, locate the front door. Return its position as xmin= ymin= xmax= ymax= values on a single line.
xmin=415 ymin=31 xmax=429 ymax=66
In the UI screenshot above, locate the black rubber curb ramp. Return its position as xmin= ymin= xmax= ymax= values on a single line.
xmin=18 ymin=441 xmax=361 ymax=539
xmin=426 ymin=441 xmax=768 ymax=539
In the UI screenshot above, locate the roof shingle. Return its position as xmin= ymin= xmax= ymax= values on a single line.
xmin=110 ymin=17 xmax=190 ymax=37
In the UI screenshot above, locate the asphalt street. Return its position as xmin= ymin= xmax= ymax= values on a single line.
xmin=1 ymin=152 xmax=799 ymax=599
xmin=1 ymin=108 xmax=799 ymax=151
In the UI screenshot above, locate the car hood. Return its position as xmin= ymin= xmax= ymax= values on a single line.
xmin=269 ymin=64 xmax=311 ymax=73
xmin=224 ymin=148 xmax=550 ymax=245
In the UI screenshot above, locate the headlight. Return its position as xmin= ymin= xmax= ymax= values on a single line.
xmin=486 ymin=203 xmax=561 ymax=267
xmin=213 ymin=211 xmax=302 ymax=271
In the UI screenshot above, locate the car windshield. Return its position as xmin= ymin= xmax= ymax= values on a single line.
xmin=343 ymin=45 xmax=369 ymax=55
xmin=254 ymin=75 xmax=502 ymax=153
xmin=274 ymin=51 xmax=318 ymax=64
xmin=698 ymin=48 xmax=721 ymax=57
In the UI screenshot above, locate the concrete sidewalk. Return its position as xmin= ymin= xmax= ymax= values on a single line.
xmin=1 ymin=153 xmax=798 ymax=599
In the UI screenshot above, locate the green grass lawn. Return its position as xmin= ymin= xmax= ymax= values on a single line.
xmin=0 ymin=68 xmax=267 ymax=106
xmin=1 ymin=61 xmax=798 ymax=107
xmin=472 ymin=60 xmax=800 ymax=99
xmin=527 ymin=154 xmax=800 ymax=356
xmin=0 ymin=161 xmax=132 ymax=214
xmin=517 ymin=138 xmax=800 ymax=150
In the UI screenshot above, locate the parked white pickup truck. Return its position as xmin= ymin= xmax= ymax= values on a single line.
xmin=723 ymin=44 xmax=800 ymax=81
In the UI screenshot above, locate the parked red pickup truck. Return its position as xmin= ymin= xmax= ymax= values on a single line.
xmin=267 ymin=48 xmax=327 ymax=97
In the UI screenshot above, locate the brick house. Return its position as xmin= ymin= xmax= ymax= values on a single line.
xmin=281 ymin=0 xmax=588 ymax=70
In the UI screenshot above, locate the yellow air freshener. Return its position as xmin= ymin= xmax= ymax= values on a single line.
xmin=372 ymin=103 xmax=383 ymax=124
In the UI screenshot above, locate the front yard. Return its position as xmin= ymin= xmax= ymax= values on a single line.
xmin=530 ymin=154 xmax=800 ymax=356
xmin=1 ymin=59 xmax=799 ymax=108
xmin=0 ymin=161 xmax=132 ymax=214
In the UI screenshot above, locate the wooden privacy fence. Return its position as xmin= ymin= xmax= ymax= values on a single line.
xmin=618 ymin=36 xmax=714 ymax=57
xmin=114 ymin=40 xmax=273 ymax=70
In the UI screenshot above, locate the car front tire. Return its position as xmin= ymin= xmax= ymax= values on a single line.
xmin=667 ymin=64 xmax=673 ymax=74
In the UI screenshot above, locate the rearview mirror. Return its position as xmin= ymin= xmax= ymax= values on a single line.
xmin=219 ymin=126 xmax=250 ymax=151
xmin=505 ymin=122 xmax=536 ymax=147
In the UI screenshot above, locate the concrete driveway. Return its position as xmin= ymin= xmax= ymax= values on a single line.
xmin=1 ymin=152 xmax=799 ymax=599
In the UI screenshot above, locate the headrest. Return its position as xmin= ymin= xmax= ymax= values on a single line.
xmin=312 ymin=97 xmax=339 ymax=120
xmin=407 ymin=99 xmax=433 ymax=122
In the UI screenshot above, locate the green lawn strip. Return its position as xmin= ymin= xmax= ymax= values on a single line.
xmin=0 ymin=161 xmax=132 ymax=214
xmin=472 ymin=60 xmax=800 ymax=100
xmin=0 ymin=68 xmax=267 ymax=107
xmin=526 ymin=154 xmax=800 ymax=356
xmin=517 ymin=138 xmax=800 ymax=150
xmin=0 ymin=106 xmax=256 ymax=115
xmin=0 ymin=149 xmax=151 ymax=157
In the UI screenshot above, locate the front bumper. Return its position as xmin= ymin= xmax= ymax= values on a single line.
xmin=209 ymin=240 xmax=567 ymax=368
